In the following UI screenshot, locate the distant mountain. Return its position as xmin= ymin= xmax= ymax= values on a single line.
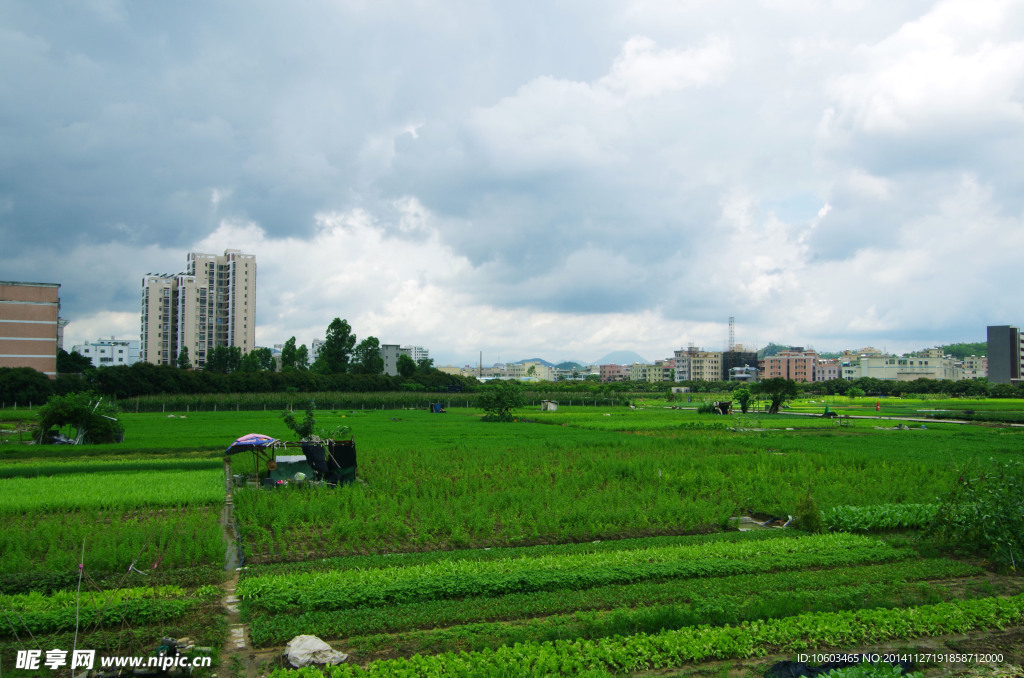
xmin=555 ymin=361 xmax=585 ymax=371
xmin=593 ymin=350 xmax=649 ymax=365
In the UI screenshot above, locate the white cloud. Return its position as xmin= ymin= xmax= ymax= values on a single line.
xmin=824 ymin=0 xmax=1024 ymax=136
xmin=599 ymin=35 xmax=732 ymax=100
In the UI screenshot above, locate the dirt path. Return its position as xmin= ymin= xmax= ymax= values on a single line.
xmin=218 ymin=461 xmax=276 ymax=678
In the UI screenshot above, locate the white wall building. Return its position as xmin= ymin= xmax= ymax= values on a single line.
xmin=673 ymin=347 xmax=722 ymax=382
xmin=844 ymin=353 xmax=963 ymax=381
xmin=380 ymin=344 xmax=403 ymax=376
xmin=72 ymin=338 xmax=140 ymax=367
xmin=402 ymin=345 xmax=430 ymax=363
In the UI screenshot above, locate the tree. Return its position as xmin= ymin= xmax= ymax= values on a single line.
xmin=176 ymin=347 xmax=192 ymax=370
xmin=752 ymin=378 xmax=798 ymax=414
xmin=352 ymin=336 xmax=384 ymax=375
xmin=240 ymin=347 xmax=275 ymax=372
xmin=205 ymin=345 xmax=243 ymax=374
xmin=34 ymin=391 xmax=124 ymax=444
xmin=940 ymin=342 xmax=986 ymax=360
xmin=281 ymin=400 xmax=351 ymax=441
xmin=479 ymin=380 xmax=525 ymax=422
xmin=57 ymin=349 xmax=93 ymax=374
xmin=847 ymin=386 xmax=865 ymax=400
xmin=397 ymin=353 xmax=417 ymax=379
xmin=0 ymin=367 xmax=54 ymax=405
xmin=280 ymin=337 xmax=298 ymax=371
xmin=313 ymin=318 xmax=356 ymax=374
xmin=733 ymin=387 xmax=753 ymax=413
xmin=295 ymin=344 xmax=310 ymax=370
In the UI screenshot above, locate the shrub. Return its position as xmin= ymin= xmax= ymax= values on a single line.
xmin=796 ymin=492 xmax=823 ymax=533
xmin=479 ymin=380 xmax=525 ymax=422
xmin=33 ymin=391 xmax=124 ymax=444
xmin=929 ymin=458 xmax=1024 ymax=572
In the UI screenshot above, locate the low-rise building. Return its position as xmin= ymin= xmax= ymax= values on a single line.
xmin=760 ymin=349 xmax=819 ymax=383
xmin=673 ymin=347 xmax=722 ymax=382
xmin=627 ymin=361 xmax=673 ymax=382
xmin=844 ymin=353 xmax=963 ymax=381
xmin=506 ymin=361 xmax=555 ymax=381
xmin=71 ymin=338 xmax=141 ymax=367
xmin=728 ymin=365 xmax=759 ymax=382
xmin=961 ymin=355 xmax=987 ymax=380
xmin=815 ymin=359 xmax=841 ymax=382
xmin=722 ymin=346 xmax=758 ymax=381
xmin=600 ymin=364 xmax=629 ymax=382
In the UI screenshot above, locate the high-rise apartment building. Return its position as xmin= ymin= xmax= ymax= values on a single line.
xmin=141 ymin=250 xmax=256 ymax=368
xmin=987 ymin=325 xmax=1023 ymax=384
xmin=0 ymin=281 xmax=61 ymax=377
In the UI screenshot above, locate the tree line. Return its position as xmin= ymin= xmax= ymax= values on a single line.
xmin=0 ymin=317 xmax=472 ymax=404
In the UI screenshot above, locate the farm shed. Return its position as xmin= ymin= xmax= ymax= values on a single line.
xmin=269 ymin=455 xmax=315 ymax=482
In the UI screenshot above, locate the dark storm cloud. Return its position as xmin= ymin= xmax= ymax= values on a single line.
xmin=3 ymin=0 xmax=1024 ymax=362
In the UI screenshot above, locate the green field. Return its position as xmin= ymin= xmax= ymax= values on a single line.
xmin=1 ymin=398 xmax=1022 ymax=676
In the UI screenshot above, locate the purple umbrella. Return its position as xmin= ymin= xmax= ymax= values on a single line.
xmin=225 ymin=433 xmax=278 ymax=456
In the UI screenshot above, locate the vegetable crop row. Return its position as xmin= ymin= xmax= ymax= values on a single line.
xmin=270 ymin=593 xmax=1024 ymax=677
xmin=336 ymin=576 xmax=976 ymax=658
xmin=0 ymin=458 xmax=223 ymax=479
xmin=2 ymin=585 xmax=185 ymax=612
xmin=246 ymin=558 xmax=979 ymax=646
xmin=239 ymin=534 xmax=911 ymax=612
xmin=240 ymin=530 xmax=790 ymax=580
xmin=822 ymin=504 xmax=939 ymax=532
xmin=0 ymin=469 xmax=224 ymax=514
xmin=0 ymin=599 xmax=193 ymax=637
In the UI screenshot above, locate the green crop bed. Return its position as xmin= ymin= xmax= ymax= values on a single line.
xmin=227 ymin=409 xmax=1022 ymax=558
xmin=2 ymin=399 xmax=1023 ymax=677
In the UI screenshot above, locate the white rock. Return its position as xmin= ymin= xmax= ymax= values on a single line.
xmin=283 ymin=635 xmax=348 ymax=668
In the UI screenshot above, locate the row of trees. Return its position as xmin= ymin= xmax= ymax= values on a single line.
xmin=0 ymin=362 xmax=472 ymax=403
xmin=171 ymin=318 xmax=385 ymax=375
xmin=195 ymin=318 xmax=432 ymax=377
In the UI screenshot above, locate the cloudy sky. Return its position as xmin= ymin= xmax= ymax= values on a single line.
xmin=2 ymin=0 xmax=1022 ymax=366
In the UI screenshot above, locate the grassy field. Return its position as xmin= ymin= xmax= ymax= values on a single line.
xmin=1 ymin=398 xmax=1022 ymax=676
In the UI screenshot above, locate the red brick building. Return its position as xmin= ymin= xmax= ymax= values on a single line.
xmin=759 ymin=349 xmax=819 ymax=383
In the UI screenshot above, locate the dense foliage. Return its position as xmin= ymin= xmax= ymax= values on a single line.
xmin=34 ymin=391 xmax=124 ymax=443
xmin=0 ymin=367 xmax=53 ymax=405
xmin=930 ymin=458 xmax=1024 ymax=572
xmin=478 ymin=379 xmax=525 ymax=421
xmin=38 ymin=361 xmax=474 ymax=400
